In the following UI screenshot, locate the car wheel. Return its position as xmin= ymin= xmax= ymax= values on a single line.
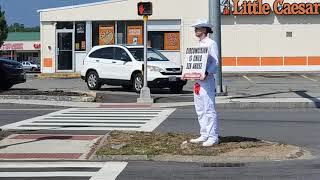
xmin=86 ymin=71 xmax=101 ymax=90
xmin=169 ymin=85 xmax=184 ymax=94
xmin=133 ymin=73 xmax=143 ymax=93
xmin=31 ymin=67 xmax=36 ymax=72
xmin=0 ymin=83 xmax=13 ymax=91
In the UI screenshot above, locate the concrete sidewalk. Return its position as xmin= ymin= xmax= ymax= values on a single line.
xmin=0 ymin=134 xmax=102 ymax=160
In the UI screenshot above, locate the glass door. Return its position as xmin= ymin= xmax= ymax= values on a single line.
xmin=57 ymin=30 xmax=74 ymax=71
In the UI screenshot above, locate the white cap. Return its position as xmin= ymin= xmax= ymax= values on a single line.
xmin=191 ymin=19 xmax=214 ymax=28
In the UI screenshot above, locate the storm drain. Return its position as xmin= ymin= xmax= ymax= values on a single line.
xmin=203 ymin=163 xmax=245 ymax=168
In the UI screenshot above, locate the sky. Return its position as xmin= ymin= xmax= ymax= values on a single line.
xmin=0 ymin=0 xmax=106 ymax=27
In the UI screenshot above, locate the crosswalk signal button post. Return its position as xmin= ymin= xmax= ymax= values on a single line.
xmin=138 ymin=2 xmax=152 ymax=16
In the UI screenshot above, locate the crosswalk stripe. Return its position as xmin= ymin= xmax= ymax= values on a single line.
xmin=90 ymin=162 xmax=128 ymax=180
xmin=0 ymin=162 xmax=106 ymax=168
xmin=1 ymin=108 xmax=175 ymax=132
xmin=0 ymin=171 xmax=95 ymax=177
xmin=25 ymin=122 xmax=145 ymax=126
xmin=0 ymin=162 xmax=127 ymax=179
xmin=34 ymin=120 xmax=150 ymax=123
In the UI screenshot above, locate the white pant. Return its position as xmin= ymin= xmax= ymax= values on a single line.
xmin=194 ymin=76 xmax=218 ymax=141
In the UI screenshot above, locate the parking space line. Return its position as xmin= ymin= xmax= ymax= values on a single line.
xmin=301 ymin=75 xmax=318 ymax=82
xmin=243 ymin=75 xmax=254 ymax=83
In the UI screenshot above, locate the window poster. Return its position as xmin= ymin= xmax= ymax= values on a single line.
xmin=99 ymin=25 xmax=115 ymax=45
xmin=164 ymin=32 xmax=180 ymax=50
xmin=127 ymin=26 xmax=143 ymax=45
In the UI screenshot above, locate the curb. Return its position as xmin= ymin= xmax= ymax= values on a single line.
xmin=155 ymin=101 xmax=320 ymax=109
xmin=0 ymin=95 xmax=95 ymax=102
xmin=36 ymin=73 xmax=81 ymax=79
xmin=217 ymin=101 xmax=320 ymax=109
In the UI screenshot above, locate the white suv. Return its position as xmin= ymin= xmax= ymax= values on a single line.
xmin=81 ymin=45 xmax=187 ymax=93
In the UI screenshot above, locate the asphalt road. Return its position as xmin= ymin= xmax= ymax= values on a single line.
xmin=0 ymin=104 xmax=319 ymax=179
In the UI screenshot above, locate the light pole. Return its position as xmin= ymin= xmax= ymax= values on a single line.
xmin=209 ymin=0 xmax=227 ymax=96
xmin=137 ymin=2 xmax=153 ymax=104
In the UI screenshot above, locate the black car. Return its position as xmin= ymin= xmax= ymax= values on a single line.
xmin=0 ymin=58 xmax=26 ymax=90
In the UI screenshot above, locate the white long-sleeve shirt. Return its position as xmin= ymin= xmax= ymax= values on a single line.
xmin=199 ymin=36 xmax=219 ymax=75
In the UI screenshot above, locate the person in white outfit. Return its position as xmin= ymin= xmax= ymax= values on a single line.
xmin=189 ymin=19 xmax=219 ymax=147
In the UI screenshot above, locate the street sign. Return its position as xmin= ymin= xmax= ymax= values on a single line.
xmin=182 ymin=47 xmax=209 ymax=80
xmin=138 ymin=2 xmax=152 ymax=16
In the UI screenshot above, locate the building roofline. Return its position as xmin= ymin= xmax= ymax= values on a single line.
xmin=37 ymin=0 xmax=127 ymax=13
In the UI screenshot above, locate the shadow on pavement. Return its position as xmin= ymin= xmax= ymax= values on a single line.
xmin=294 ymin=91 xmax=320 ymax=108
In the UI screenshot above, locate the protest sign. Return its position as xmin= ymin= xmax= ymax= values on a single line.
xmin=182 ymin=47 xmax=208 ymax=80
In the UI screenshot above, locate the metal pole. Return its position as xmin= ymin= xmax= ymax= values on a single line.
xmin=209 ymin=0 xmax=224 ymax=95
xmin=143 ymin=15 xmax=148 ymax=89
xmin=137 ymin=15 xmax=153 ymax=104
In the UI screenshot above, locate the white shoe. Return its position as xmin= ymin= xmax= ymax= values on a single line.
xmin=190 ymin=137 xmax=207 ymax=144
xmin=202 ymin=140 xmax=219 ymax=147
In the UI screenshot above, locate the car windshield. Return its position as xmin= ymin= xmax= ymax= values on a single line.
xmin=128 ymin=48 xmax=169 ymax=61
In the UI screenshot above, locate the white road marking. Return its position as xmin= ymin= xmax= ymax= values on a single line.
xmin=0 ymin=162 xmax=127 ymax=179
xmin=0 ymin=109 xmax=64 ymax=111
xmin=1 ymin=108 xmax=175 ymax=132
xmin=90 ymin=162 xmax=128 ymax=180
xmin=0 ymin=162 xmax=106 ymax=168
xmin=301 ymin=75 xmax=318 ymax=82
xmin=0 ymin=172 xmax=95 ymax=177
xmin=243 ymin=75 xmax=254 ymax=83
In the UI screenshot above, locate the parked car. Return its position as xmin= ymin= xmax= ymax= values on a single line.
xmin=21 ymin=61 xmax=40 ymax=72
xmin=0 ymin=59 xmax=26 ymax=90
xmin=81 ymin=45 xmax=187 ymax=93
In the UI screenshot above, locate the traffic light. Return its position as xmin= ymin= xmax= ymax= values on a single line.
xmin=138 ymin=2 xmax=152 ymax=16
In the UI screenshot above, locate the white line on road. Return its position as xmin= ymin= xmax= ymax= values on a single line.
xmin=301 ymin=75 xmax=318 ymax=82
xmin=0 ymin=109 xmax=64 ymax=111
xmin=0 ymin=162 xmax=127 ymax=179
xmin=243 ymin=75 xmax=255 ymax=83
xmin=90 ymin=162 xmax=128 ymax=180
xmin=0 ymin=172 xmax=96 ymax=177
xmin=2 ymin=108 xmax=176 ymax=132
xmin=0 ymin=162 xmax=106 ymax=168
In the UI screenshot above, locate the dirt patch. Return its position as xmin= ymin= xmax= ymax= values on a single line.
xmin=0 ymin=89 xmax=88 ymax=97
xmin=96 ymin=131 xmax=292 ymax=157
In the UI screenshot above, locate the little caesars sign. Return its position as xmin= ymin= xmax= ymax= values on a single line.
xmin=221 ymin=0 xmax=320 ymax=15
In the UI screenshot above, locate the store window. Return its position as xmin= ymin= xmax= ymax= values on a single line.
xmin=92 ymin=22 xmax=115 ymax=46
xmin=127 ymin=21 xmax=143 ymax=45
xmin=117 ymin=21 xmax=126 ymax=44
xmin=56 ymin=22 xmax=73 ymax=29
xmin=75 ymin=22 xmax=86 ymax=51
xmin=148 ymin=32 xmax=180 ymax=51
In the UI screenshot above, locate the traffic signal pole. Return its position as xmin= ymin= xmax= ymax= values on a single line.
xmin=137 ymin=15 xmax=153 ymax=104
xmin=209 ymin=0 xmax=226 ymax=96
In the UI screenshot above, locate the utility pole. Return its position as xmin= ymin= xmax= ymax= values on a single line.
xmin=209 ymin=0 xmax=226 ymax=96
